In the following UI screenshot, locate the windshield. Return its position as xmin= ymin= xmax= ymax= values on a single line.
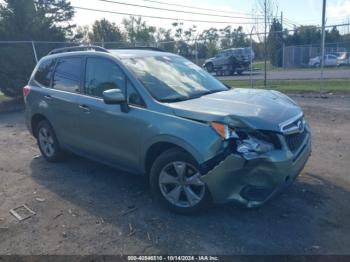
xmin=121 ymin=55 xmax=228 ymax=102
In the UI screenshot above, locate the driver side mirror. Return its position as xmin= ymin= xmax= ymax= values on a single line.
xmin=102 ymin=89 xmax=126 ymax=105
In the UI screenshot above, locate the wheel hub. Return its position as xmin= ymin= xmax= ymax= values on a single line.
xmin=158 ymin=161 xmax=205 ymax=208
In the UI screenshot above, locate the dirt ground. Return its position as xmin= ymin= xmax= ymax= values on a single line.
xmin=0 ymin=95 xmax=349 ymax=255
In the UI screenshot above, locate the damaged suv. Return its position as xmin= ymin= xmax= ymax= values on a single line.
xmin=24 ymin=46 xmax=311 ymax=213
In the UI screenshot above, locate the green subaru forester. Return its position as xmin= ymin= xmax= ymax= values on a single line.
xmin=24 ymin=46 xmax=311 ymax=213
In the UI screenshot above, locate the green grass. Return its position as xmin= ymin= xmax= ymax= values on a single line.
xmin=252 ymin=61 xmax=280 ymax=71
xmin=223 ymin=79 xmax=350 ymax=94
xmin=0 ymin=92 xmax=9 ymax=102
xmin=252 ymin=61 xmax=350 ymax=72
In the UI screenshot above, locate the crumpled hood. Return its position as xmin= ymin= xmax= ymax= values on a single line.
xmin=168 ymin=88 xmax=302 ymax=132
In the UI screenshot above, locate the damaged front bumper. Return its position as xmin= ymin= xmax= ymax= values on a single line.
xmin=201 ymin=131 xmax=312 ymax=208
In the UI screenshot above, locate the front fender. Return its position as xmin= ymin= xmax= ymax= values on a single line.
xmin=142 ymin=134 xmax=203 ymax=167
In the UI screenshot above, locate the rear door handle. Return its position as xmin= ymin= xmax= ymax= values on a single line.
xmin=79 ymin=104 xmax=90 ymax=113
xmin=44 ymin=95 xmax=52 ymax=100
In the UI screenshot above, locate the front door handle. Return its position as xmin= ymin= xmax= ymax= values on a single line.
xmin=79 ymin=104 xmax=90 ymax=113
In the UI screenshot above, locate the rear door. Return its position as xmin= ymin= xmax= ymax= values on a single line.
xmin=214 ymin=52 xmax=225 ymax=67
xmin=49 ymin=56 xmax=84 ymax=148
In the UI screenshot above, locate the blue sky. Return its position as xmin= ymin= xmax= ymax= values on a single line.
xmin=71 ymin=0 xmax=350 ymax=32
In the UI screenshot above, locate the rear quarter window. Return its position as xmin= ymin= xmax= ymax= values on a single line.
xmin=34 ymin=59 xmax=56 ymax=87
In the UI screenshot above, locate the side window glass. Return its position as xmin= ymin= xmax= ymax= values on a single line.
xmin=85 ymin=58 xmax=126 ymax=98
xmin=127 ymin=80 xmax=145 ymax=107
xmin=34 ymin=59 xmax=56 ymax=87
xmin=53 ymin=57 xmax=82 ymax=93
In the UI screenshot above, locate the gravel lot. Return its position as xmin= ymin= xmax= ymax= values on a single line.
xmin=0 ymin=95 xmax=350 ymax=255
xmin=217 ymin=68 xmax=350 ymax=80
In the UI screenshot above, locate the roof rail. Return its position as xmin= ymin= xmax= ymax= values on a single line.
xmin=48 ymin=45 xmax=109 ymax=55
xmin=114 ymin=47 xmax=165 ymax=52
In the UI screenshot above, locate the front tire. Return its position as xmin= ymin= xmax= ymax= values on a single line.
xmin=36 ymin=120 xmax=64 ymax=162
xmin=150 ymin=148 xmax=211 ymax=213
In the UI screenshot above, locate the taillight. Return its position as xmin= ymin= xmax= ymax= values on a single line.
xmin=23 ymin=85 xmax=31 ymax=97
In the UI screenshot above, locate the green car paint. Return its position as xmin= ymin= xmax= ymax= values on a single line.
xmin=25 ymin=49 xmax=311 ymax=208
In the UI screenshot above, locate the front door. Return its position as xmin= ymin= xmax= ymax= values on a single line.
xmin=76 ymin=57 xmax=145 ymax=171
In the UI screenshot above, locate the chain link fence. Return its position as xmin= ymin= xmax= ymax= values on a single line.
xmin=0 ymin=38 xmax=349 ymax=98
xmin=283 ymin=41 xmax=350 ymax=68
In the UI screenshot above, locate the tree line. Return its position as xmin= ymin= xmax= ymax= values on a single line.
xmin=1 ymin=0 xmax=349 ymax=97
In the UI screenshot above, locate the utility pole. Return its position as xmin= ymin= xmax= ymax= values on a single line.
xmin=281 ymin=11 xmax=284 ymax=68
xmin=250 ymin=26 xmax=256 ymax=89
xmin=131 ymin=16 xmax=135 ymax=47
xmin=320 ymin=0 xmax=326 ymax=97
xmin=264 ymin=0 xmax=267 ymax=88
xmin=281 ymin=11 xmax=283 ymax=29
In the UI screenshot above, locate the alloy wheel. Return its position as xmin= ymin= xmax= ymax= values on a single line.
xmin=158 ymin=161 xmax=205 ymax=208
xmin=38 ymin=127 xmax=55 ymax=158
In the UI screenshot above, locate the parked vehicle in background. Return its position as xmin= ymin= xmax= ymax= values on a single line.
xmin=24 ymin=46 xmax=311 ymax=213
xmin=337 ymin=52 xmax=350 ymax=66
xmin=308 ymin=54 xmax=338 ymax=67
xmin=203 ymin=47 xmax=254 ymax=76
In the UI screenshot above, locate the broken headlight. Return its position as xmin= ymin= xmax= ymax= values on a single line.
xmin=236 ymin=134 xmax=274 ymax=158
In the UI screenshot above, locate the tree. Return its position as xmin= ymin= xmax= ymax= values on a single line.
xmin=156 ymin=27 xmax=175 ymax=53
xmin=74 ymin=25 xmax=90 ymax=43
xmin=123 ymin=16 xmax=156 ymax=45
xmin=0 ymin=0 xmax=75 ymax=97
xmin=285 ymin=26 xmax=321 ymax=46
xmin=326 ymin=26 xmax=341 ymax=43
xmin=198 ymin=28 xmax=220 ymax=58
xmin=35 ymin=0 xmax=75 ymax=37
xmin=267 ymin=18 xmax=283 ymax=67
xmin=88 ymin=19 xmax=124 ymax=43
xmin=220 ymin=26 xmax=249 ymax=49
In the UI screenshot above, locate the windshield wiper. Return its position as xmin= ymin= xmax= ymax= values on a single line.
xmin=159 ymin=90 xmax=225 ymax=103
xmin=159 ymin=97 xmax=189 ymax=103
xmin=189 ymin=90 xmax=224 ymax=99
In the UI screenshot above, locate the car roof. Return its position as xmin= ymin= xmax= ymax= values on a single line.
xmin=43 ymin=48 xmax=176 ymax=60
xmin=109 ymin=49 xmax=176 ymax=58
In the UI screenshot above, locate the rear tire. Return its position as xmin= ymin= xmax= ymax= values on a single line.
xmin=150 ymin=148 xmax=211 ymax=214
xmin=36 ymin=120 xmax=64 ymax=162
xmin=236 ymin=70 xmax=243 ymax=75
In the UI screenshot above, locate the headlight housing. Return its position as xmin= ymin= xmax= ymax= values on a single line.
xmin=210 ymin=122 xmax=239 ymax=140
xmin=211 ymin=122 xmax=275 ymax=158
xmin=236 ymin=135 xmax=274 ymax=158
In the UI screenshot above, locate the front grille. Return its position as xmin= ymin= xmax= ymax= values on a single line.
xmin=285 ymin=130 xmax=307 ymax=153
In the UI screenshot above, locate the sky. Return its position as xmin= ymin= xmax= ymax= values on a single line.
xmin=70 ymin=0 xmax=350 ymax=34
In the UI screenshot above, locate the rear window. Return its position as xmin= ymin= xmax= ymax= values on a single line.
xmin=34 ymin=59 xmax=56 ymax=87
xmin=53 ymin=57 xmax=82 ymax=93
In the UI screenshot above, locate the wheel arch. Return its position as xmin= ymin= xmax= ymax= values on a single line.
xmin=143 ymin=137 xmax=202 ymax=175
xmin=31 ymin=114 xmax=49 ymax=138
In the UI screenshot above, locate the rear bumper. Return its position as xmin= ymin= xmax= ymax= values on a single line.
xmin=201 ymin=132 xmax=311 ymax=208
xmin=24 ymin=106 xmax=33 ymax=135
